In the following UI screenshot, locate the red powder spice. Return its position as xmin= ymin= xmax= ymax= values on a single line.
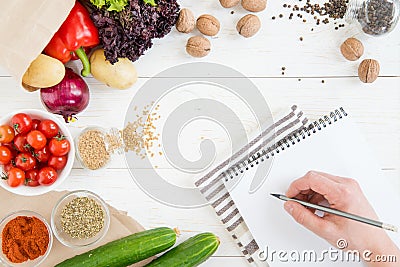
xmin=1 ymin=216 xmax=49 ymax=263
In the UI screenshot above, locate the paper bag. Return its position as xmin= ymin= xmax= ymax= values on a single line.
xmin=0 ymin=189 xmax=153 ymax=266
xmin=0 ymin=0 xmax=74 ymax=85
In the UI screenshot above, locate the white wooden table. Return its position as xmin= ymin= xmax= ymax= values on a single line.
xmin=0 ymin=0 xmax=399 ymax=266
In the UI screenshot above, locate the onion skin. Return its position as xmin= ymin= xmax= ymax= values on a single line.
xmin=40 ymin=68 xmax=90 ymax=123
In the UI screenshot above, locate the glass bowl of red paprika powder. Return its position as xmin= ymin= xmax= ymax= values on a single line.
xmin=0 ymin=210 xmax=53 ymax=267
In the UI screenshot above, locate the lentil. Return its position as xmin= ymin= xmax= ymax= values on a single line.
xmin=105 ymin=130 xmax=123 ymax=154
xmin=78 ymin=130 xmax=110 ymax=170
xmin=123 ymin=103 xmax=161 ymax=158
xmin=61 ymin=197 xmax=105 ymax=239
xmin=77 ymin=103 xmax=161 ymax=170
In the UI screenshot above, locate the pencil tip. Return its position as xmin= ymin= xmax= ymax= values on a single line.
xmin=270 ymin=193 xmax=281 ymax=199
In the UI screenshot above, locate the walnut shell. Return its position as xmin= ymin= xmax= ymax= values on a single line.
xmin=241 ymin=0 xmax=267 ymax=12
xmin=196 ymin=14 xmax=220 ymax=36
xmin=237 ymin=14 xmax=261 ymax=38
xmin=186 ymin=36 xmax=211 ymax=58
xmin=340 ymin=38 xmax=364 ymax=61
xmin=219 ymin=0 xmax=240 ymax=8
xmin=358 ymin=59 xmax=380 ymax=83
xmin=176 ymin=8 xmax=195 ymax=33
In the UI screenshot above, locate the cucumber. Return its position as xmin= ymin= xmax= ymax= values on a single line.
xmin=146 ymin=232 xmax=220 ymax=267
xmin=55 ymin=227 xmax=177 ymax=267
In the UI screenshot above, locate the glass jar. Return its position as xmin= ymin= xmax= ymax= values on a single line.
xmin=345 ymin=0 xmax=400 ymax=36
xmin=75 ymin=126 xmax=125 ymax=170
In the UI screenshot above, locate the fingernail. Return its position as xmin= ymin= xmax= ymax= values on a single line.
xmin=284 ymin=202 xmax=293 ymax=215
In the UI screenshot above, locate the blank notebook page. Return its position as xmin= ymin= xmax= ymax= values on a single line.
xmin=227 ymin=116 xmax=400 ymax=266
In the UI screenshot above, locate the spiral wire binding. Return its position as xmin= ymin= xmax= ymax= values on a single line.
xmin=224 ymin=108 xmax=347 ymax=181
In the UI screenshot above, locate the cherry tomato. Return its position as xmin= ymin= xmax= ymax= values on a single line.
xmin=48 ymin=136 xmax=70 ymax=156
xmin=38 ymin=120 xmax=59 ymax=139
xmin=25 ymin=169 xmax=39 ymax=187
xmin=38 ymin=167 xmax=57 ymax=185
xmin=2 ymin=162 xmax=15 ymax=172
xmin=27 ymin=130 xmax=47 ymax=150
xmin=11 ymin=113 xmax=32 ymax=134
xmin=3 ymin=167 xmax=25 ymax=187
xmin=0 ymin=125 xmax=15 ymax=144
xmin=13 ymin=134 xmax=29 ymax=152
xmin=31 ymin=119 xmax=41 ymax=130
xmin=15 ymin=153 xmax=36 ymax=171
xmin=3 ymin=143 xmax=17 ymax=158
xmin=34 ymin=146 xmax=50 ymax=163
xmin=0 ymin=146 xmax=12 ymax=165
xmin=48 ymin=155 xmax=67 ymax=170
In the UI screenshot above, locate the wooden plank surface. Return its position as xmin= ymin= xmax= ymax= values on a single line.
xmin=0 ymin=0 xmax=399 ymax=265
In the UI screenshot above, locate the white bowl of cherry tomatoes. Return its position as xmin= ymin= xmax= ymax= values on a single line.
xmin=0 ymin=109 xmax=74 ymax=196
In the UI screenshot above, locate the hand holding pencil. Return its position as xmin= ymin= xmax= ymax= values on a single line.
xmin=281 ymin=171 xmax=400 ymax=267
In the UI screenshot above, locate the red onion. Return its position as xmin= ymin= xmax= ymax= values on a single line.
xmin=40 ymin=68 xmax=90 ymax=123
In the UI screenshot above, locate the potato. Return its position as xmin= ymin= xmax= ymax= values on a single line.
xmin=22 ymin=54 xmax=65 ymax=89
xmin=90 ymin=49 xmax=138 ymax=89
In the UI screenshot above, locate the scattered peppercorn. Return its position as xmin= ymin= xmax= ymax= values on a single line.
xmin=322 ymin=80 xmax=325 ymax=83
xmin=300 ymin=36 xmax=304 ymax=41
xmin=271 ymin=0 xmax=350 ymax=31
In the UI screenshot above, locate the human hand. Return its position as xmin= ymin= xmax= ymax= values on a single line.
xmin=284 ymin=171 xmax=399 ymax=266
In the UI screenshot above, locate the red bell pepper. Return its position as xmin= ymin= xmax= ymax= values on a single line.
xmin=44 ymin=1 xmax=99 ymax=77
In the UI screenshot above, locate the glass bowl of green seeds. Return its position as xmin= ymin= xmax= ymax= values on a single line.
xmin=51 ymin=190 xmax=110 ymax=248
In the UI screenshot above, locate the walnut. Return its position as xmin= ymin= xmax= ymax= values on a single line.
xmin=176 ymin=8 xmax=195 ymax=33
xmin=340 ymin=38 xmax=364 ymax=61
xmin=241 ymin=0 xmax=267 ymax=12
xmin=220 ymin=0 xmax=240 ymax=8
xmin=237 ymin=14 xmax=261 ymax=38
xmin=196 ymin=14 xmax=220 ymax=36
xmin=186 ymin=36 xmax=211 ymax=58
xmin=358 ymin=59 xmax=380 ymax=83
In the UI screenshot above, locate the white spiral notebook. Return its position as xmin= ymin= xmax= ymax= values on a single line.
xmin=196 ymin=107 xmax=400 ymax=266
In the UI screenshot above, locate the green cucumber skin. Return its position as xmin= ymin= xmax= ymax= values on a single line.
xmin=55 ymin=227 xmax=176 ymax=267
xmin=146 ymin=232 xmax=220 ymax=267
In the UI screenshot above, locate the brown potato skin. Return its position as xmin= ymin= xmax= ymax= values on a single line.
xmin=22 ymin=54 xmax=65 ymax=89
xmin=90 ymin=49 xmax=138 ymax=90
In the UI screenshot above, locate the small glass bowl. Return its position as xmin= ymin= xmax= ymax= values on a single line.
xmin=75 ymin=126 xmax=123 ymax=171
xmin=51 ymin=190 xmax=110 ymax=248
xmin=0 ymin=211 xmax=53 ymax=267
